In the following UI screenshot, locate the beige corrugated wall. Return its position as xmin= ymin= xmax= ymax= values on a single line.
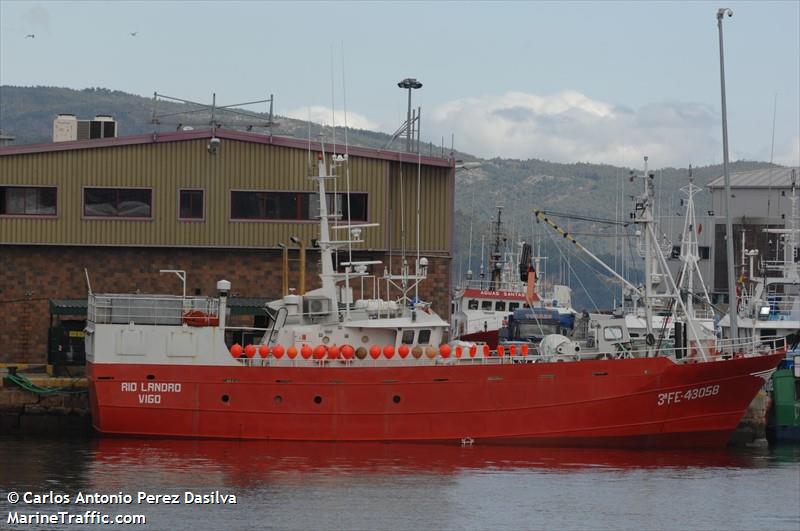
xmin=0 ymin=138 xmax=451 ymax=252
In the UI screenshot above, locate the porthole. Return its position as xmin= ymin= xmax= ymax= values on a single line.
xmin=274 ymin=395 xmax=283 ymax=404
xmin=361 ymin=335 xmax=369 ymax=344
xmin=146 ymin=374 xmax=155 ymax=380
xmin=393 ymin=395 xmax=401 ymax=404
xmin=221 ymin=394 xmax=230 ymax=403
xmin=314 ymin=395 xmax=322 ymax=404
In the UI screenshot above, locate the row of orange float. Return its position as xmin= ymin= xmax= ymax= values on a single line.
xmin=230 ymin=342 xmax=531 ymax=360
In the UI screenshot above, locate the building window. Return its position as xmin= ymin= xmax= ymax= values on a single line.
xmin=179 ymin=189 xmax=204 ymax=220
xmin=231 ymin=191 xmax=367 ymax=221
xmin=84 ymin=187 xmax=152 ymax=218
xmin=0 ymin=186 xmax=56 ymax=216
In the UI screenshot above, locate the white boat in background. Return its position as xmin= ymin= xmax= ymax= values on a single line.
xmin=451 ymin=207 xmax=575 ymax=348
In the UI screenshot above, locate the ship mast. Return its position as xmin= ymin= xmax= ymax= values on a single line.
xmin=489 ymin=206 xmax=505 ymax=288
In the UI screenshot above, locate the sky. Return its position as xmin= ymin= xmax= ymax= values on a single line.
xmin=1 ymin=0 xmax=798 ymax=169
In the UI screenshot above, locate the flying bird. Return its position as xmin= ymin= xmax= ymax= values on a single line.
xmin=25 ymin=34 xmax=35 ymax=38
xmin=129 ymin=32 xmax=138 ymax=37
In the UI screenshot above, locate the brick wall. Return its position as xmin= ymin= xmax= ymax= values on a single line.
xmin=0 ymin=246 xmax=451 ymax=362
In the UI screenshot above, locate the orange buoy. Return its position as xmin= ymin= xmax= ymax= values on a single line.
xmin=328 ymin=345 xmax=340 ymax=360
xmin=398 ymin=344 xmax=410 ymax=359
xmin=383 ymin=345 xmax=395 ymax=359
xmin=230 ymin=343 xmax=243 ymax=358
xmin=439 ymin=344 xmax=451 ymax=358
xmin=313 ymin=345 xmax=327 ymax=360
xmin=497 ymin=345 xmax=505 ymax=357
xmin=425 ymin=346 xmax=437 ymax=359
xmin=455 ymin=345 xmax=463 ymax=358
xmin=286 ymin=345 xmax=296 ymax=359
xmin=341 ymin=345 xmax=354 ymax=360
xmin=259 ymin=345 xmax=269 ymax=358
xmin=301 ymin=344 xmax=312 ymax=360
xmin=369 ymin=345 xmax=381 ymax=360
xmin=244 ymin=344 xmax=257 ymax=358
xmin=273 ymin=345 xmax=285 ymax=359
xmin=509 ymin=345 xmax=516 ymax=357
xmin=482 ymin=344 xmax=490 ymax=357
xmin=521 ymin=343 xmax=529 ymax=356
xmin=411 ymin=346 xmax=423 ymax=359
xmin=469 ymin=344 xmax=477 ymax=358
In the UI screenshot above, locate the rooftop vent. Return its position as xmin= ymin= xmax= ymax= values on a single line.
xmin=53 ymin=114 xmax=118 ymax=143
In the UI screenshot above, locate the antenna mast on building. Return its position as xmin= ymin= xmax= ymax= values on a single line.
xmin=150 ymin=92 xmax=277 ymax=136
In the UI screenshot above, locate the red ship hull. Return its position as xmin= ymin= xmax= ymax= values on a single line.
xmin=87 ymin=352 xmax=783 ymax=448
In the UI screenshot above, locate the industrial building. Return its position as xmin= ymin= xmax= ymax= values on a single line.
xmin=665 ymin=166 xmax=800 ymax=305
xmin=0 ymin=125 xmax=455 ymax=363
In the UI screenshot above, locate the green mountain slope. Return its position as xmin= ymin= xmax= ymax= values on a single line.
xmin=1 ymin=85 xmax=780 ymax=309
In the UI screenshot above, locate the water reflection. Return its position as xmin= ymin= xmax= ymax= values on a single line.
xmin=88 ymin=438 xmax=766 ymax=485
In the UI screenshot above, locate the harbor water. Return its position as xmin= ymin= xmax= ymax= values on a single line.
xmin=1 ymin=438 xmax=798 ymax=530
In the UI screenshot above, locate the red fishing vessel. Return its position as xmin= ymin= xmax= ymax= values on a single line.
xmin=86 ymin=151 xmax=784 ymax=448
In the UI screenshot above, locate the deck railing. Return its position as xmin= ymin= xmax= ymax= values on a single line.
xmin=88 ymin=293 xmax=219 ymax=326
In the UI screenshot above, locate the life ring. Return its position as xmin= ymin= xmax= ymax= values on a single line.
xmin=183 ymin=310 xmax=219 ymax=327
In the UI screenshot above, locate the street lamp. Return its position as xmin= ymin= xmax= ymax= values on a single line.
xmin=290 ymin=236 xmax=306 ymax=295
xmin=398 ymin=78 xmax=422 ymax=152
xmin=717 ymin=7 xmax=738 ymax=341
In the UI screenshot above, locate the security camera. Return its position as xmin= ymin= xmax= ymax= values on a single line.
xmin=207 ymin=136 xmax=221 ymax=154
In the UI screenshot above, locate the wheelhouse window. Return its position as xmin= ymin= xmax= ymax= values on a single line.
xmin=401 ymin=330 xmax=415 ymax=344
xmin=231 ymin=191 xmax=367 ymax=221
xmin=417 ymin=329 xmax=431 ymax=345
xmin=84 ymin=187 xmax=151 ymax=218
xmin=179 ymin=189 xmax=204 ymax=220
xmin=495 ymin=301 xmax=506 ymax=311
xmin=481 ymin=300 xmax=492 ymax=310
xmin=467 ymin=299 xmax=479 ymax=310
xmin=0 ymin=186 xmax=56 ymax=216
xmin=508 ymin=302 xmax=520 ymax=311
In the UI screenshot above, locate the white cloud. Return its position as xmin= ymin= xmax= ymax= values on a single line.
xmin=284 ymin=106 xmax=378 ymax=132
xmin=428 ymin=90 xmax=723 ymax=167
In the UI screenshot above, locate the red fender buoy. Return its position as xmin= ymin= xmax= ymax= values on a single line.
xmin=369 ymin=345 xmax=381 ymax=360
xmin=398 ymin=344 xmax=410 ymax=359
xmin=383 ymin=345 xmax=395 ymax=359
xmin=439 ymin=344 xmax=451 ymax=358
xmin=301 ymin=344 xmax=312 ymax=359
xmin=341 ymin=345 xmax=354 ymax=360
xmin=230 ymin=343 xmax=243 ymax=358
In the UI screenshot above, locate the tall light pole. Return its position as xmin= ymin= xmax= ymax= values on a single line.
xmin=717 ymin=7 xmax=738 ymax=341
xmin=398 ymin=78 xmax=422 ymax=152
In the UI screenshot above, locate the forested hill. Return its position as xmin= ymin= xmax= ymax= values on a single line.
xmin=1 ymin=85 xmax=779 ymax=308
